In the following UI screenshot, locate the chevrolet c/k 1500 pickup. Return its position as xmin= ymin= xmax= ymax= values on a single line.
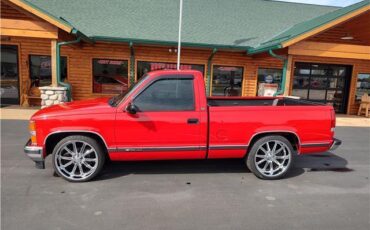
xmin=25 ymin=70 xmax=341 ymax=182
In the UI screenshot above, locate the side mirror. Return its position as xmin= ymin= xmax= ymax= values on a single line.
xmin=125 ymin=103 xmax=138 ymax=114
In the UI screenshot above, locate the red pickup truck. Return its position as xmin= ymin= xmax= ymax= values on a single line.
xmin=25 ymin=70 xmax=341 ymax=182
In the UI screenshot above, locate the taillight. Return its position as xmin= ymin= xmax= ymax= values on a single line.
xmin=330 ymin=109 xmax=336 ymax=132
xmin=29 ymin=120 xmax=37 ymax=145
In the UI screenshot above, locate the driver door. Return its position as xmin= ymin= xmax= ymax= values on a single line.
xmin=112 ymin=75 xmax=207 ymax=161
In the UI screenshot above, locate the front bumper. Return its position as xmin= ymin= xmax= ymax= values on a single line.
xmin=24 ymin=139 xmax=45 ymax=169
xmin=330 ymin=138 xmax=342 ymax=151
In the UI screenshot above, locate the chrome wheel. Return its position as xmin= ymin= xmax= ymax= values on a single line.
xmin=54 ymin=140 xmax=98 ymax=181
xmin=254 ymin=140 xmax=291 ymax=177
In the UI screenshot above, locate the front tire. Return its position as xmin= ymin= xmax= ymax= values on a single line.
xmin=246 ymin=135 xmax=294 ymax=180
xmin=52 ymin=135 xmax=105 ymax=182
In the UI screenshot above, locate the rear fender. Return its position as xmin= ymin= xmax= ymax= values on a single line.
xmin=247 ymin=129 xmax=301 ymax=154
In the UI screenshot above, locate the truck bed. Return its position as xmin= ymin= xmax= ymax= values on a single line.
xmin=207 ymin=97 xmax=323 ymax=107
xmin=206 ymin=96 xmax=333 ymax=159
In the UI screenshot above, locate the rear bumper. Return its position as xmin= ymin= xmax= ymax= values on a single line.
xmin=330 ymin=138 xmax=342 ymax=151
xmin=24 ymin=139 xmax=45 ymax=169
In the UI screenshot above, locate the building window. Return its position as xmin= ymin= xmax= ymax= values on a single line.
xmin=257 ymin=68 xmax=282 ymax=96
xmin=212 ymin=65 xmax=243 ymax=96
xmin=29 ymin=55 xmax=67 ymax=87
xmin=92 ymin=59 xmax=128 ymax=94
xmin=356 ymin=73 xmax=370 ymax=100
xmin=137 ymin=61 xmax=205 ymax=80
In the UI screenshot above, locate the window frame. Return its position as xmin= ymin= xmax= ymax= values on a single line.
xmin=132 ymin=75 xmax=196 ymax=112
xmin=355 ymin=73 xmax=370 ymax=101
xmin=211 ymin=64 xmax=244 ymax=96
xmin=92 ymin=58 xmax=129 ymax=95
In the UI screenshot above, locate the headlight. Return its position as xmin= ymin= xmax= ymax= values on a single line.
xmin=29 ymin=120 xmax=37 ymax=145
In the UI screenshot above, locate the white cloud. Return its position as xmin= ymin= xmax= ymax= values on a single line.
xmin=274 ymin=0 xmax=363 ymax=7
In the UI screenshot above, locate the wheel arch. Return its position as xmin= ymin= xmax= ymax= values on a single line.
xmin=247 ymin=131 xmax=301 ymax=155
xmin=44 ymin=131 xmax=109 ymax=157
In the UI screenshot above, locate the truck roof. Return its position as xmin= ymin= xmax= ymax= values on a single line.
xmin=146 ymin=69 xmax=203 ymax=78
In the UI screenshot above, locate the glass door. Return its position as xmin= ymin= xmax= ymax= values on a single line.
xmin=1 ymin=45 xmax=20 ymax=105
xmin=292 ymin=62 xmax=351 ymax=113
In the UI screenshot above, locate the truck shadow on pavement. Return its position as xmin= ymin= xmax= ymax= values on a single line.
xmin=294 ymin=152 xmax=352 ymax=173
xmin=96 ymin=152 xmax=350 ymax=181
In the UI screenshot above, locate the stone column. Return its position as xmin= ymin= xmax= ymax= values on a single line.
xmin=39 ymin=86 xmax=67 ymax=108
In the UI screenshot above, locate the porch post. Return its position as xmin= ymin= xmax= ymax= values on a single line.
xmin=39 ymin=39 xmax=67 ymax=108
xmin=129 ymin=42 xmax=135 ymax=85
xmin=283 ymin=55 xmax=293 ymax=96
xmin=206 ymin=48 xmax=217 ymax=96
xmin=51 ymin=39 xmax=58 ymax=87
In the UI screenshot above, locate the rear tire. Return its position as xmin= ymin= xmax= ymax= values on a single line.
xmin=246 ymin=135 xmax=294 ymax=180
xmin=52 ymin=135 xmax=105 ymax=182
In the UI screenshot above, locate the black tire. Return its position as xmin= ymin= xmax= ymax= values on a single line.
xmin=246 ymin=135 xmax=294 ymax=180
xmin=52 ymin=135 xmax=106 ymax=182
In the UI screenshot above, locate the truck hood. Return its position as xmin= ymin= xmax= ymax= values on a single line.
xmin=32 ymin=97 xmax=116 ymax=119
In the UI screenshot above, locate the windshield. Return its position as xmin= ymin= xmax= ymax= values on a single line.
xmin=108 ymin=74 xmax=149 ymax=107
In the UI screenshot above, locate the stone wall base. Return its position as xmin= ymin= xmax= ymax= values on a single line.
xmin=39 ymin=86 xmax=67 ymax=109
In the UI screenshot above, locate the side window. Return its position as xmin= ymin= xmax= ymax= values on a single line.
xmin=134 ymin=78 xmax=194 ymax=111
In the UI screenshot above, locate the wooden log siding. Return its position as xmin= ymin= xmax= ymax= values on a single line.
xmin=63 ymin=44 xmax=271 ymax=99
xmin=4 ymin=36 xmax=367 ymax=114
xmin=1 ymin=37 xmax=272 ymax=104
xmin=0 ymin=35 xmax=288 ymax=103
xmin=1 ymin=0 xmax=31 ymax=20
xmin=1 ymin=18 xmax=58 ymax=39
xmin=134 ymin=47 xmax=285 ymax=97
xmin=289 ymin=41 xmax=370 ymax=60
xmin=289 ymin=55 xmax=370 ymax=115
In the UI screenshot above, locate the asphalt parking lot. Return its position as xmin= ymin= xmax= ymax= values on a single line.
xmin=1 ymin=119 xmax=370 ymax=230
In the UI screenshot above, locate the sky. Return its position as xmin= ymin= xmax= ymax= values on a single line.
xmin=275 ymin=0 xmax=363 ymax=7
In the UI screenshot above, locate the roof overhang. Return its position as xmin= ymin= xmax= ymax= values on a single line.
xmin=6 ymin=0 xmax=93 ymax=43
xmin=92 ymin=36 xmax=252 ymax=51
xmin=248 ymin=0 xmax=370 ymax=55
xmin=7 ymin=0 xmax=73 ymax=33
xmin=281 ymin=4 xmax=369 ymax=48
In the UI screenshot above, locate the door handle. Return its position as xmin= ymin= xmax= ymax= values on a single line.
xmin=187 ymin=118 xmax=199 ymax=124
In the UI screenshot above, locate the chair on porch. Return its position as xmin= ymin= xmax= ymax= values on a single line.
xmin=21 ymin=79 xmax=41 ymax=107
xmin=357 ymin=93 xmax=370 ymax=118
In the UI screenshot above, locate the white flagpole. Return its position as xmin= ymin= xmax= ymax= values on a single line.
xmin=177 ymin=0 xmax=183 ymax=70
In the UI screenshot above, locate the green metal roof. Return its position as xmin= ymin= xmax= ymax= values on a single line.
xmin=249 ymin=0 xmax=369 ymax=54
xmin=24 ymin=0 xmax=355 ymax=52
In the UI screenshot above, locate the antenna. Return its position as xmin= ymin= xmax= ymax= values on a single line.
xmin=177 ymin=0 xmax=183 ymax=70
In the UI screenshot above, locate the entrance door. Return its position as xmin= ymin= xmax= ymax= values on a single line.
xmin=1 ymin=45 xmax=20 ymax=105
xmin=292 ymin=62 xmax=352 ymax=113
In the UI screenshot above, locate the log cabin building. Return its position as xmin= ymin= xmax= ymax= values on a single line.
xmin=0 ymin=0 xmax=369 ymax=114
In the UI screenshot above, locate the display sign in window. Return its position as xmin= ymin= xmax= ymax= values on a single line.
xmin=257 ymin=68 xmax=282 ymax=96
xmin=92 ymin=59 xmax=128 ymax=94
xmin=137 ymin=61 xmax=204 ymax=80
xmin=212 ymin=65 xmax=243 ymax=96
